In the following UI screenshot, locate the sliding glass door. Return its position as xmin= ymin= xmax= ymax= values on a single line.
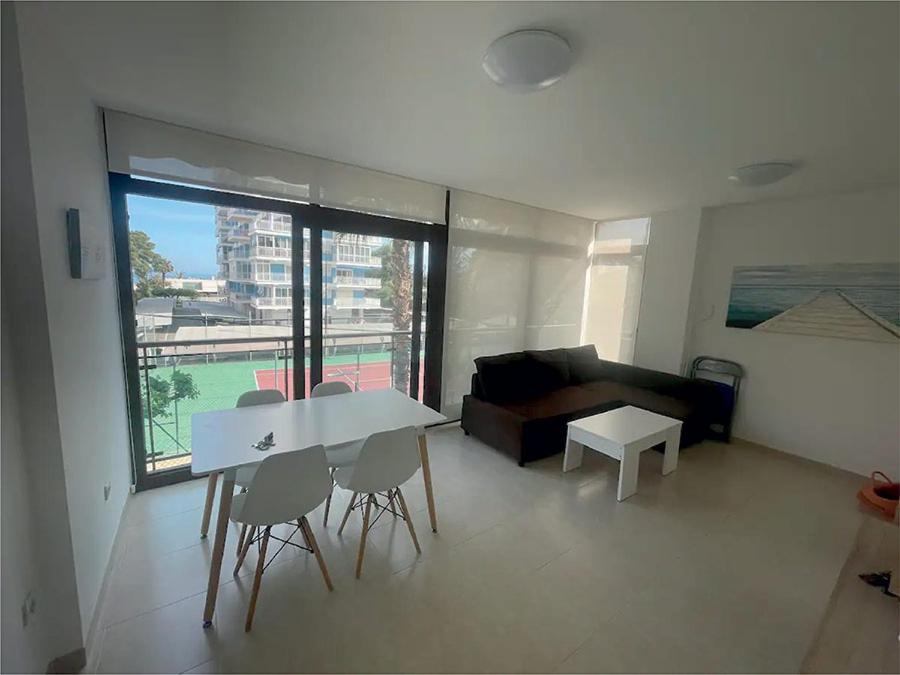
xmin=110 ymin=174 xmax=445 ymax=491
xmin=321 ymin=231 xmax=426 ymax=400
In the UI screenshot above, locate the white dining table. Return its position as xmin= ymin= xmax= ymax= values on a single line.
xmin=191 ymin=388 xmax=446 ymax=627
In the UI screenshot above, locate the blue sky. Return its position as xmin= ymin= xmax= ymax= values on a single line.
xmin=127 ymin=195 xmax=217 ymax=277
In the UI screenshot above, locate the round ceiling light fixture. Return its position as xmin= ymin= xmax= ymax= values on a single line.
xmin=728 ymin=162 xmax=798 ymax=187
xmin=482 ymin=30 xmax=573 ymax=92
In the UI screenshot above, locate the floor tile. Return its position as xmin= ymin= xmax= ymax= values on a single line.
xmin=92 ymin=426 xmax=862 ymax=673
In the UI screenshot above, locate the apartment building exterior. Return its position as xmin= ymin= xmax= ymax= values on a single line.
xmin=215 ymin=207 xmax=387 ymax=324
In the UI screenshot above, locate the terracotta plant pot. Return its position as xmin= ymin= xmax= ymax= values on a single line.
xmin=857 ymin=471 xmax=899 ymax=521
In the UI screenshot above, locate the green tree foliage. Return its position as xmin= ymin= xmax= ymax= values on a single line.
xmin=145 ymin=375 xmax=174 ymax=419
xmin=171 ymin=371 xmax=200 ymax=403
xmin=144 ymin=371 xmax=199 ymax=418
xmin=150 ymin=287 xmax=199 ymax=299
xmin=129 ymin=230 xmax=174 ymax=300
xmin=385 ymin=240 xmax=412 ymax=392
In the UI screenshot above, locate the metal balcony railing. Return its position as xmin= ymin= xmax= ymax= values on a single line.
xmin=253 ymin=296 xmax=293 ymax=307
xmin=254 ymin=271 xmax=291 ymax=282
xmin=135 ymin=330 xmax=420 ymax=475
xmin=254 ymin=246 xmax=291 ymax=259
xmin=333 ymin=276 xmax=380 ymax=288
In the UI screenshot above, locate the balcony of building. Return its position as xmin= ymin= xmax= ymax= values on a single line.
xmin=333 ymin=275 xmax=380 ymax=288
xmin=332 ymin=296 xmax=382 ymax=309
xmin=252 ymin=296 xmax=293 ymax=308
xmin=254 ymin=270 xmax=291 ymax=282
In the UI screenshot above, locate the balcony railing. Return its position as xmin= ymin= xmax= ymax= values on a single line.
xmin=254 ymin=246 xmax=291 ymax=259
xmin=333 ymin=297 xmax=382 ymax=309
xmin=254 ymin=296 xmax=293 ymax=307
xmin=136 ymin=330 xmax=421 ymax=475
xmin=335 ymin=254 xmax=381 ymax=266
xmin=249 ymin=218 xmax=291 ymax=234
xmin=138 ymin=335 xmax=296 ymax=474
xmin=255 ymin=272 xmax=290 ymax=282
xmin=333 ymin=276 xmax=380 ymax=288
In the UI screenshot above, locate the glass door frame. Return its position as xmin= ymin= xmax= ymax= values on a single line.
xmin=109 ymin=173 xmax=448 ymax=491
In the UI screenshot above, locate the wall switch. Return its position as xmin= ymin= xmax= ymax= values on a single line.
xmin=103 ymin=483 xmax=111 ymax=501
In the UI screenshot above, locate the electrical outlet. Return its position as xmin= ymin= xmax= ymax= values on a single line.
xmin=103 ymin=483 xmax=111 ymax=501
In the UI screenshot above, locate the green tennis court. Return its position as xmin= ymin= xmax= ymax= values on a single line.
xmin=142 ymin=348 xmax=395 ymax=460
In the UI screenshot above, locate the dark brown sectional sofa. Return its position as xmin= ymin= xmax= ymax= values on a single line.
xmin=460 ymin=345 xmax=719 ymax=466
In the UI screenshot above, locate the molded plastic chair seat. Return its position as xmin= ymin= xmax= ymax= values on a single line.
xmin=326 ymin=440 xmax=363 ymax=469
xmin=334 ymin=426 xmax=422 ymax=577
xmin=235 ymin=466 xmax=258 ymax=488
xmin=230 ymin=445 xmax=334 ymax=631
xmin=311 ymin=381 xmax=353 ymax=398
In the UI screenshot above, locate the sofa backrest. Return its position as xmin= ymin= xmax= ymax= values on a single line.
xmin=473 ymin=346 xmax=586 ymax=403
xmin=471 ymin=343 xmax=709 ymax=405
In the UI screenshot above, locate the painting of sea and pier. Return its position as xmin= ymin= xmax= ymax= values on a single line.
xmin=725 ymin=263 xmax=900 ymax=343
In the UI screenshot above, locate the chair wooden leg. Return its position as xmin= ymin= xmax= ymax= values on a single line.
xmin=233 ymin=525 xmax=256 ymax=576
xmin=235 ymin=523 xmax=248 ymax=556
xmin=245 ymin=527 xmax=270 ymax=632
xmin=338 ymin=492 xmax=357 ymax=535
xmin=355 ymin=495 xmax=374 ymax=579
xmin=395 ymin=487 xmax=421 ymax=554
xmin=300 ymin=516 xmax=334 ymax=591
xmin=200 ymin=472 xmax=219 ymax=538
xmin=323 ymin=469 xmax=335 ymax=527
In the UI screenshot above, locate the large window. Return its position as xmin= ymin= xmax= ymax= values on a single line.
xmin=111 ymin=174 xmax=447 ymax=490
xmin=582 ymin=217 xmax=651 ymax=364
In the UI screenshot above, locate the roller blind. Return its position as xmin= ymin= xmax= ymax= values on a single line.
xmin=441 ymin=190 xmax=594 ymax=417
xmin=103 ymin=110 xmax=447 ymax=223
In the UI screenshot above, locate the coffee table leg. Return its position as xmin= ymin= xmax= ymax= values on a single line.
xmin=202 ymin=469 xmax=235 ymax=627
xmin=617 ymin=445 xmax=640 ymax=501
xmin=563 ymin=431 xmax=584 ymax=472
xmin=662 ymin=426 xmax=680 ymax=476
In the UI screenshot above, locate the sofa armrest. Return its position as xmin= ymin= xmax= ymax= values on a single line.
xmin=461 ymin=394 xmax=526 ymax=464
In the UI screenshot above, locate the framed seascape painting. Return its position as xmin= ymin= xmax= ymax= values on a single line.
xmin=725 ymin=262 xmax=900 ymax=343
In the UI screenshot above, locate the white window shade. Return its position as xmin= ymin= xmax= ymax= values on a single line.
xmin=582 ymin=217 xmax=651 ymax=364
xmin=103 ymin=110 xmax=446 ymax=223
xmin=441 ymin=190 xmax=594 ymax=417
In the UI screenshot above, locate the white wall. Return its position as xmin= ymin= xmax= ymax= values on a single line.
xmin=633 ymin=207 xmax=703 ymax=374
xmin=685 ymin=188 xmax=900 ymax=476
xmin=1 ymin=4 xmax=84 ymax=669
xmin=13 ymin=1 xmax=133 ymax=643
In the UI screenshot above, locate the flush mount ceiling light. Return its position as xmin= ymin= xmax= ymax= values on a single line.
xmin=728 ymin=162 xmax=798 ymax=187
xmin=482 ymin=30 xmax=573 ymax=92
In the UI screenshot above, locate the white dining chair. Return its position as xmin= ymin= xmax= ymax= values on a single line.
xmin=236 ymin=389 xmax=287 ymax=407
xmin=310 ymin=379 xmax=357 ymax=526
xmin=311 ymin=380 xmax=353 ymax=397
xmin=200 ymin=388 xmax=285 ymax=540
xmin=231 ymin=444 xmax=334 ymax=631
xmin=334 ymin=426 xmax=422 ymax=578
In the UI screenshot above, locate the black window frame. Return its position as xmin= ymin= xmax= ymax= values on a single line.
xmin=109 ymin=172 xmax=447 ymax=491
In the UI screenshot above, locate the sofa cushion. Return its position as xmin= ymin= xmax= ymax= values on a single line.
xmin=580 ymin=381 xmax=695 ymax=421
xmin=474 ymin=352 xmax=542 ymax=403
xmin=502 ymin=385 xmax=608 ymax=420
xmin=581 ymin=359 xmax=675 ymax=389
xmin=565 ymin=345 xmax=605 ymax=384
xmin=525 ymin=348 xmax=571 ymax=390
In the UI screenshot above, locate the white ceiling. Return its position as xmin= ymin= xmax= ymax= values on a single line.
xmin=36 ymin=1 xmax=900 ymax=220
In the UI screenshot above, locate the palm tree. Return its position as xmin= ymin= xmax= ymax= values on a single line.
xmin=386 ymin=239 xmax=412 ymax=393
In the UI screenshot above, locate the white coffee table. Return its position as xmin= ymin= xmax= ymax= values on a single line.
xmin=562 ymin=405 xmax=682 ymax=501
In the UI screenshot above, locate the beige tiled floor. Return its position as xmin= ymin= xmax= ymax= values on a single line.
xmin=90 ymin=425 xmax=863 ymax=673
